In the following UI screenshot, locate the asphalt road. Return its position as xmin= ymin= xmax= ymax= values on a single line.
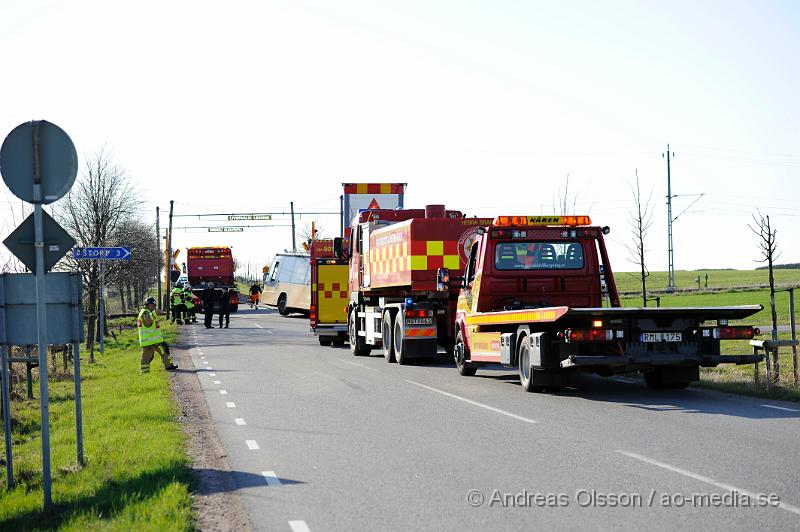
xmin=182 ymin=309 xmax=800 ymax=531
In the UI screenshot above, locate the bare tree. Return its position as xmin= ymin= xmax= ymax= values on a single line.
xmin=298 ymin=221 xmax=325 ymax=250
xmin=0 ymin=191 xmax=33 ymax=273
xmin=553 ymin=174 xmax=578 ymax=215
xmin=52 ymin=148 xmax=141 ymax=361
xmin=625 ymin=170 xmax=654 ymax=306
xmin=749 ymin=210 xmax=780 ymax=384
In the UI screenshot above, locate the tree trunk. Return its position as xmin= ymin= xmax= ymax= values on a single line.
xmin=127 ymin=283 xmax=134 ymax=312
xmin=769 ymin=248 xmax=779 ymax=384
xmin=640 ymin=244 xmax=647 ymax=307
xmin=117 ymin=283 xmax=125 ymax=312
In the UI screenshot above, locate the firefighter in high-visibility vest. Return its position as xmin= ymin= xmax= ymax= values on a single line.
xmin=138 ymin=297 xmax=177 ymax=373
xmin=171 ymin=284 xmax=185 ymax=324
xmin=182 ymin=286 xmax=197 ymax=323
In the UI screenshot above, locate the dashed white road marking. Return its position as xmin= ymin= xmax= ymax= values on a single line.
xmin=261 ymin=470 xmax=282 ymax=486
xmin=220 ymin=390 xmax=228 ymax=395
xmin=226 ymin=402 xmax=236 ymax=408
xmin=203 ymin=361 xmax=208 ymax=365
xmin=235 ymin=418 xmax=246 ymax=425
xmin=198 ymin=352 xmax=204 ymax=355
xmin=406 ymin=380 xmax=538 ymax=424
xmin=209 ymin=373 xmax=216 ymax=377
xmin=618 ymin=450 xmax=800 ymax=516
xmin=213 ymin=380 xmax=221 ymax=384
xmin=761 ymin=404 xmax=800 ymax=412
xmin=246 ymin=440 xmax=260 ymax=450
xmin=200 ymin=356 xmax=206 ymax=360
xmin=254 ymin=323 xmax=263 ymax=329
xmin=289 ymin=520 xmax=310 ymax=532
xmin=335 ymin=358 xmax=378 ymax=372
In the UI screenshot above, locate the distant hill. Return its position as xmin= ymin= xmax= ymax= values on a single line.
xmin=755 ymin=263 xmax=800 ymax=270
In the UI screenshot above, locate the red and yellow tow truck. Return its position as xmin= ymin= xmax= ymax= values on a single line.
xmin=453 ymin=215 xmax=763 ymax=391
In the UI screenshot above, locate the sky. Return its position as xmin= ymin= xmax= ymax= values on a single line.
xmin=1 ymin=0 xmax=799 ymax=278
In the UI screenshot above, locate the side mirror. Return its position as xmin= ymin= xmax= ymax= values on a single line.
xmin=333 ymin=237 xmax=343 ymax=258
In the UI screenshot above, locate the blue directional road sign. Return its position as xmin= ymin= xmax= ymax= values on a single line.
xmin=72 ymin=247 xmax=132 ymax=260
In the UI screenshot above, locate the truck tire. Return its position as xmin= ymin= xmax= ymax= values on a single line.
xmin=454 ymin=331 xmax=477 ymax=376
xmin=393 ymin=318 xmax=409 ymax=365
xmin=349 ymin=309 xmax=371 ymax=357
xmin=277 ymin=294 xmax=289 ymax=316
xmin=382 ymin=312 xmax=396 ymax=363
xmin=518 ymin=335 xmax=544 ymax=392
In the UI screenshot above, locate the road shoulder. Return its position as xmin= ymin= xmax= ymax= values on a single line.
xmin=170 ymin=339 xmax=252 ymax=531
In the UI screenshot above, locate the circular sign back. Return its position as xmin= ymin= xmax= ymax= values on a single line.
xmin=0 ymin=120 xmax=78 ymax=204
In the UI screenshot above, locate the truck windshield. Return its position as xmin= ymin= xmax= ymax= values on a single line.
xmin=494 ymin=241 xmax=584 ymax=270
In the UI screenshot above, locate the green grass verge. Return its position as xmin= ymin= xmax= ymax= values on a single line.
xmin=614 ymin=268 xmax=800 ymax=293
xmin=0 ymin=318 xmax=194 ymax=530
xmin=621 ymin=288 xmax=799 ymax=326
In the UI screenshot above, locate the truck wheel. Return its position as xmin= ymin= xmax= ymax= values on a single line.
xmin=349 ymin=309 xmax=371 ymax=357
xmin=393 ymin=318 xmax=409 ymax=365
xmin=277 ymin=294 xmax=289 ymax=316
xmin=454 ymin=331 xmax=477 ymax=376
xmin=382 ymin=312 xmax=396 ymax=363
xmin=518 ymin=336 xmax=543 ymax=392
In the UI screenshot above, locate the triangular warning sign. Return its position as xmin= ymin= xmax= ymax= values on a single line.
xmin=367 ymin=198 xmax=381 ymax=209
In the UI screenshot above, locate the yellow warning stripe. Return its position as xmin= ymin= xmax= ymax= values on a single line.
xmin=465 ymin=309 xmax=560 ymax=325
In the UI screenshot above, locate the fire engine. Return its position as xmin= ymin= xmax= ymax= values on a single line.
xmin=335 ymin=205 xmax=493 ymax=363
xmin=310 ymin=239 xmax=349 ymax=345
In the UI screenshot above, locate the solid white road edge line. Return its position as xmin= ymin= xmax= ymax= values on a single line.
xmin=618 ymin=450 xmax=800 ymax=516
xmin=761 ymin=404 xmax=800 ymax=412
xmin=405 ymin=380 xmax=537 ymax=424
xmin=335 ymin=358 xmax=379 ymax=371
xmin=246 ymin=440 xmax=260 ymax=450
xmin=261 ymin=471 xmax=282 ymax=486
xmin=289 ymin=520 xmax=311 ymax=532
xmin=235 ymin=418 xmax=246 ymax=425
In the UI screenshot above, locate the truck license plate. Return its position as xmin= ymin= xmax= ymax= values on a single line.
xmin=406 ymin=318 xmax=433 ymax=326
xmin=640 ymin=332 xmax=682 ymax=342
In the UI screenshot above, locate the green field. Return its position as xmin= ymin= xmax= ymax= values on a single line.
xmin=620 ymin=288 xmax=798 ymax=326
xmin=0 ymin=319 xmax=193 ymax=530
xmin=613 ymin=268 xmax=800 ymax=293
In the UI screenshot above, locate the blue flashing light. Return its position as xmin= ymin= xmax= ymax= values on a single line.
xmin=405 ymin=298 xmax=413 ymax=306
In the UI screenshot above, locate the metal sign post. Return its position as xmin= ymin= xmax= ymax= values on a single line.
xmin=72 ymin=247 xmax=132 ymax=355
xmin=70 ymin=275 xmax=84 ymax=466
xmin=1 ymin=345 xmax=12 ymax=489
xmin=1 ymin=120 xmax=79 ymax=508
xmin=99 ymin=260 xmax=105 ymax=354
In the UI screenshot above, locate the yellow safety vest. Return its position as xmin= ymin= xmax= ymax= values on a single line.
xmin=137 ymin=309 xmax=163 ymax=347
xmin=183 ymin=291 xmax=195 ymax=309
xmin=171 ymin=288 xmax=183 ymax=305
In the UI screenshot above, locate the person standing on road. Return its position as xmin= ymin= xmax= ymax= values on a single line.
xmin=202 ymin=281 xmax=217 ymax=328
xmin=138 ymin=297 xmax=177 ymax=373
xmin=171 ymin=284 xmax=185 ymax=324
xmin=182 ymin=286 xmax=197 ymax=324
xmin=249 ymin=282 xmax=262 ymax=309
xmin=219 ymin=287 xmax=233 ymax=328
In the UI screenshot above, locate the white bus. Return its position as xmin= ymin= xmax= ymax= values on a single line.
xmin=262 ymin=252 xmax=311 ymax=316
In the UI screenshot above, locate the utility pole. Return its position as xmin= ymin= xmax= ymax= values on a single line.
xmin=290 ymin=201 xmax=296 ymax=252
xmin=664 ymin=144 xmax=676 ymax=291
xmin=156 ymin=206 xmax=161 ymax=310
xmin=166 ymin=200 xmax=174 ymax=314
